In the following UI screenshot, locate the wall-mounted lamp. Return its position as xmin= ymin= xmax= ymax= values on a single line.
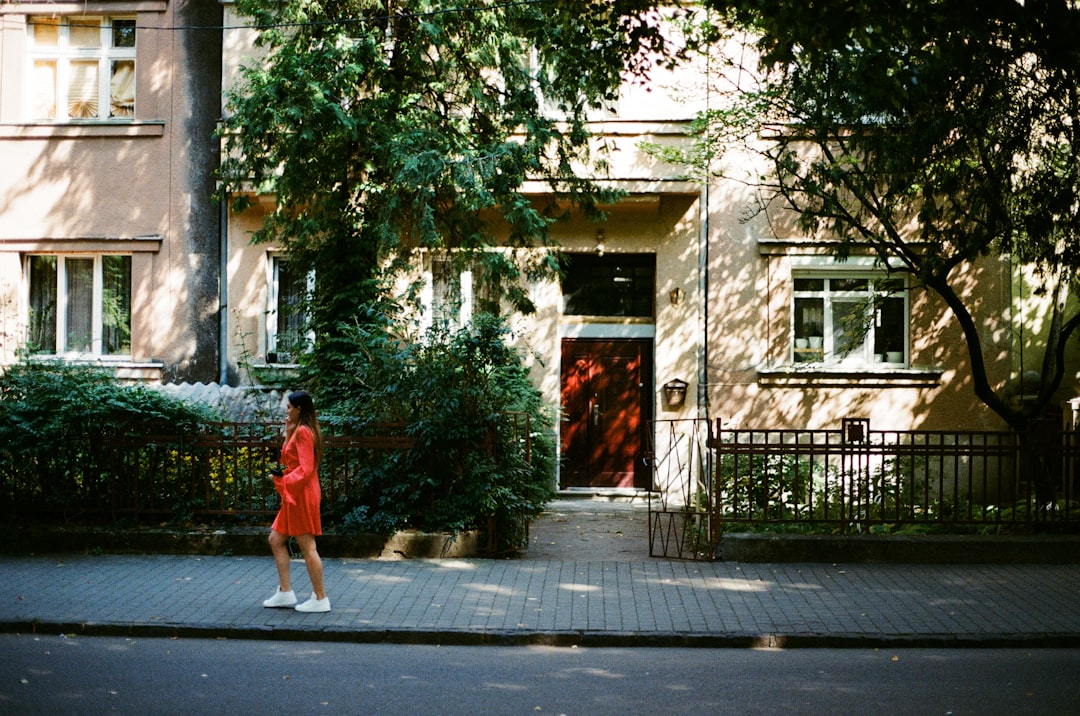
xmin=669 ymin=287 xmax=685 ymax=306
xmin=595 ymin=229 xmax=606 ymax=256
xmin=662 ymin=379 xmax=689 ymax=408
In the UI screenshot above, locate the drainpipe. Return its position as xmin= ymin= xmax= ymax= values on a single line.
xmin=219 ymin=196 xmax=229 ymax=385
xmin=698 ymin=185 xmax=709 ymax=422
xmin=697 ymin=18 xmax=712 ymax=424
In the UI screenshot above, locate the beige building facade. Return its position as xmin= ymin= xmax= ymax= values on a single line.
xmin=2 ymin=5 xmax=1071 ymax=494
xmin=0 ymin=0 xmax=223 ymax=382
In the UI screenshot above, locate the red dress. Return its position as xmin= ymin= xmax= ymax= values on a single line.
xmin=270 ymin=424 xmax=322 ymax=536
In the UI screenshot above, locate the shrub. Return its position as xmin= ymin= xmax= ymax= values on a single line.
xmin=0 ymin=360 xmax=220 ymax=520
xmin=319 ymin=313 xmax=555 ymax=550
xmin=714 ymin=448 xmax=816 ymax=521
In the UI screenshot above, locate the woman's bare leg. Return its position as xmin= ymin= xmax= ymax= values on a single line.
xmin=294 ymin=533 xmax=325 ymax=599
xmin=268 ymin=530 xmax=292 ymax=592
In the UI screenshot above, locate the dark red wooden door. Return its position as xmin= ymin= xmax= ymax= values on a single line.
xmin=560 ymin=339 xmax=652 ymax=489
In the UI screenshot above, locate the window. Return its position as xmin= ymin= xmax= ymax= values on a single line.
xmin=431 ymin=256 xmax=465 ymax=325
xmin=268 ymin=258 xmax=312 ymax=362
xmin=562 ymin=253 xmax=655 ymax=318
xmin=419 ymin=254 xmax=474 ymax=333
xmin=28 ymin=16 xmax=136 ymax=121
xmin=27 ymin=254 xmax=131 ymax=356
xmin=792 ymin=274 xmax=907 ymax=366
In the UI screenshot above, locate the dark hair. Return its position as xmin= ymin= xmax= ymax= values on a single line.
xmin=288 ymin=390 xmax=324 ymax=463
xmin=288 ymin=390 xmax=314 ymax=413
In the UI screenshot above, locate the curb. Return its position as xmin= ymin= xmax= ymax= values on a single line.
xmin=4 ymin=620 xmax=1079 ymax=649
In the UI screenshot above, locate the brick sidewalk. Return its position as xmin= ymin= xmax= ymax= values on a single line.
xmin=2 ymin=553 xmax=1078 ymax=647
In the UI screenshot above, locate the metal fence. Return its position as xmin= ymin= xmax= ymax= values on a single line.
xmin=648 ymin=418 xmax=1080 ymax=560
xmin=4 ymin=416 xmax=533 ymax=521
xmin=1 ymin=421 xmax=419 ymax=523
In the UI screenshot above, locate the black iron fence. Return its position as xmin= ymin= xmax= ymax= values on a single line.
xmin=1 ymin=416 xmax=532 ymax=527
xmin=648 ymin=418 xmax=1080 ymax=560
xmin=1 ymin=421 xmax=415 ymax=523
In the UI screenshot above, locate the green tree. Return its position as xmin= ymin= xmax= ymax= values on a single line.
xmin=669 ymin=0 xmax=1080 ymax=439
xmin=218 ymin=0 xmax=674 ymax=385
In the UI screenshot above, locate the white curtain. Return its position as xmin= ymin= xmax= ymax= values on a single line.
xmin=110 ymin=60 xmax=135 ymax=118
xmin=32 ymin=60 xmax=57 ymax=119
xmin=68 ymin=60 xmax=99 ymax=119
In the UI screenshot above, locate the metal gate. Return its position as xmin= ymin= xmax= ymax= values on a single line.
xmin=647 ymin=418 xmax=714 ymax=560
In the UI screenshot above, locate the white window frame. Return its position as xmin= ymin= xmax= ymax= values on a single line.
xmin=419 ymin=253 xmax=473 ymax=334
xmin=26 ymin=15 xmax=136 ymax=122
xmin=791 ymin=270 xmax=909 ymax=367
xmin=266 ymin=256 xmax=314 ymax=363
xmin=25 ymin=253 xmax=132 ymax=358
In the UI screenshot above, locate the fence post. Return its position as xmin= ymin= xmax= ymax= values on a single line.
xmin=840 ymin=418 xmax=870 ymax=532
xmin=843 ymin=417 xmax=869 ymax=444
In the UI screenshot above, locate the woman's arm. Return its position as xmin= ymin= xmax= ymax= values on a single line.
xmin=282 ymin=425 xmax=317 ymax=485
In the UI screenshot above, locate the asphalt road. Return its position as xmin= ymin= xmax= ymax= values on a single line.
xmin=4 ymin=634 xmax=1078 ymax=715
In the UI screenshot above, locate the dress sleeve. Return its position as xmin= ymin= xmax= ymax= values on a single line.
xmin=282 ymin=425 xmax=317 ymax=487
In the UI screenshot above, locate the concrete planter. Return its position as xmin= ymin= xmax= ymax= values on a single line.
xmin=6 ymin=525 xmax=488 ymax=559
xmin=717 ymin=532 xmax=1080 ymax=564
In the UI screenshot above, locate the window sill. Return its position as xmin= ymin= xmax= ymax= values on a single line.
xmin=757 ymin=365 xmax=944 ymax=388
xmin=562 ymin=315 xmax=654 ymax=322
xmin=0 ymin=121 xmax=165 ymax=139
xmin=248 ymin=362 xmax=302 ymax=389
xmin=28 ymin=356 xmax=164 ymax=381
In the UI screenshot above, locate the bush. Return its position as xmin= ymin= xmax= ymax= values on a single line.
xmin=318 ymin=313 xmax=555 ymax=550
xmin=0 ymin=360 xmax=220 ymax=520
xmin=714 ymin=448 xmax=816 ymax=521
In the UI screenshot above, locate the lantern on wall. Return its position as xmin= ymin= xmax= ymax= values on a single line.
xmin=662 ymin=379 xmax=689 ymax=408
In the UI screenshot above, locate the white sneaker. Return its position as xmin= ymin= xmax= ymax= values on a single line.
xmin=262 ymin=589 xmax=297 ymax=608
xmin=295 ymin=593 xmax=331 ymax=613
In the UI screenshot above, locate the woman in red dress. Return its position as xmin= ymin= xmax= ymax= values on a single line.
xmin=262 ymin=390 xmax=330 ymax=613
